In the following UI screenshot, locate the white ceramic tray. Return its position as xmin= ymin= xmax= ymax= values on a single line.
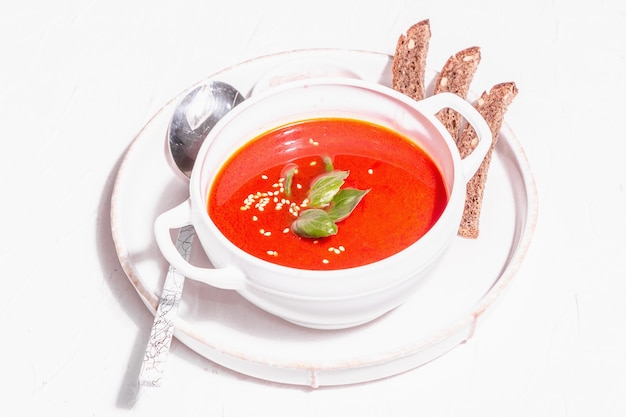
xmin=110 ymin=49 xmax=538 ymax=387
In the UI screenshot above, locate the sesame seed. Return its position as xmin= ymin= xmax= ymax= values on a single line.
xmin=333 ymin=248 xmax=341 ymax=254
xmin=368 ymin=168 xmax=374 ymax=175
xmin=322 ymin=259 xmax=329 ymax=264
xmin=261 ymin=174 xmax=268 ymax=180
xmin=296 ymin=183 xmax=302 ymax=189
xmin=252 ymin=215 xmax=258 ymax=221
xmin=339 ymin=245 xmax=345 ymax=252
xmin=288 ymin=204 xmax=299 ymax=216
xmin=266 ymin=250 xmax=278 ymax=256
xmin=283 ymin=228 xmax=290 ymax=233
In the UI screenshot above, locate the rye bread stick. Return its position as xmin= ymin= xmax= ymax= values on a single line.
xmin=457 ymin=81 xmax=519 ymax=238
xmin=434 ymin=46 xmax=481 ymax=142
xmin=392 ymin=19 xmax=431 ymax=101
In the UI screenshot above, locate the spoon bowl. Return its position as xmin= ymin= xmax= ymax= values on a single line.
xmin=168 ymin=81 xmax=245 ymax=178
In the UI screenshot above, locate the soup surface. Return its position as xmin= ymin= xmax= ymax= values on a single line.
xmin=208 ymin=118 xmax=448 ymax=270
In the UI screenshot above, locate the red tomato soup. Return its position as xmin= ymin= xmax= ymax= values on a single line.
xmin=208 ymin=118 xmax=448 ymax=270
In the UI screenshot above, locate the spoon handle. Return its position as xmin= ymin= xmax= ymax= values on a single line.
xmin=138 ymin=224 xmax=195 ymax=387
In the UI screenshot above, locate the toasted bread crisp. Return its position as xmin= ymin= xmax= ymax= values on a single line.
xmin=457 ymin=82 xmax=519 ymax=238
xmin=434 ymin=46 xmax=481 ymax=142
xmin=392 ymin=19 xmax=431 ymax=101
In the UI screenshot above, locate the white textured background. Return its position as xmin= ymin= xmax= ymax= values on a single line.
xmin=2 ymin=0 xmax=625 ymax=415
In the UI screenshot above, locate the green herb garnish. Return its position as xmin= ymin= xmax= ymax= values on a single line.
xmin=288 ymin=163 xmax=369 ymax=239
xmin=307 ymin=170 xmax=349 ymax=208
xmin=290 ymin=209 xmax=338 ymax=238
xmin=281 ymin=163 xmax=298 ymax=197
xmin=322 ymin=155 xmax=334 ymax=172
xmin=327 ymin=188 xmax=370 ymax=222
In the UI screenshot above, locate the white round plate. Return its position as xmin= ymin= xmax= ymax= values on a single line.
xmin=110 ymin=49 xmax=538 ymax=388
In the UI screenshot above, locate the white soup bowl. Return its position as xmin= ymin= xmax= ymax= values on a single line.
xmin=154 ymin=78 xmax=491 ymax=329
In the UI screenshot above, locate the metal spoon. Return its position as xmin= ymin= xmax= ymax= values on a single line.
xmin=138 ymin=81 xmax=244 ymax=387
xmin=168 ymin=81 xmax=245 ymax=178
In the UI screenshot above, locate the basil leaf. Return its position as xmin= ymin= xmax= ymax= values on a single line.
xmin=322 ymin=155 xmax=334 ymax=172
xmin=291 ymin=209 xmax=338 ymax=238
xmin=281 ymin=163 xmax=298 ymax=197
xmin=307 ymin=170 xmax=349 ymax=208
xmin=328 ymin=188 xmax=370 ymax=222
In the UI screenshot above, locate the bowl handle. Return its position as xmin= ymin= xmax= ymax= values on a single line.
xmin=413 ymin=92 xmax=492 ymax=180
xmin=154 ymin=199 xmax=246 ymax=290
